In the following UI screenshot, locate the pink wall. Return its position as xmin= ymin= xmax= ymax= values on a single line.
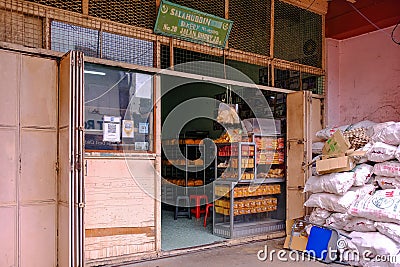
xmin=326 ymin=25 xmax=400 ymax=126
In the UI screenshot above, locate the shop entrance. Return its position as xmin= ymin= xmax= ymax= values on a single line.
xmin=160 ymin=79 xmax=227 ymax=250
xmin=160 ymin=74 xmax=289 ymax=251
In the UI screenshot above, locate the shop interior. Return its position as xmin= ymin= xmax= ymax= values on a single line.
xmin=160 ymin=74 xmax=288 ymax=251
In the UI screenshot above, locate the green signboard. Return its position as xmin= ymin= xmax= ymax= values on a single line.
xmin=154 ymin=0 xmax=233 ymax=48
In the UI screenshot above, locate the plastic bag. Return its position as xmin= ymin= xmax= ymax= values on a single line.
xmin=312 ymin=141 xmax=325 ymax=155
xmin=372 ymin=122 xmax=400 ymax=146
xmin=343 ymin=217 xmax=376 ymax=232
xmin=348 ymin=232 xmax=400 ymax=266
xmin=325 ymin=212 xmax=353 ymax=229
xmin=373 ymin=161 xmax=400 ymax=177
xmin=371 ymin=121 xmax=396 ymax=138
xmin=304 ymin=191 xmax=359 ymax=213
xmin=375 ymin=222 xmax=400 ymax=244
xmin=374 ymin=176 xmax=400 ymax=189
xmin=396 ymin=145 xmax=400 ymax=162
xmin=316 ymin=124 xmax=350 ymax=140
xmin=349 ymin=184 xmax=376 ymax=196
xmin=304 ymin=172 xmax=356 ymax=195
xmin=354 ymin=142 xmax=374 ymax=164
xmin=366 ymin=142 xmax=397 ymax=163
xmin=308 ymin=208 xmax=332 ymax=225
xmin=216 ymin=103 xmax=240 ymax=124
xmin=348 ymin=120 xmax=377 ymax=133
xmin=349 ymin=189 xmax=400 ymax=224
xmin=353 ymin=163 xmax=374 ymax=186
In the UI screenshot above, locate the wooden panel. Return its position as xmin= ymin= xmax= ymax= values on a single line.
xmin=85 ymin=159 xmax=155 ymax=229
xmin=286 ymin=91 xmax=306 ymax=220
xmin=85 ymin=158 xmax=156 ymax=262
xmin=20 ymin=55 xmax=57 ymax=128
xmin=0 ymin=50 xmax=18 ymax=127
xmin=286 ymin=91 xmax=305 ymax=187
xmin=0 ymin=207 xmax=16 ymax=267
xmin=281 ymin=0 xmax=328 ymax=15
xmin=0 ymin=128 xmax=17 ymax=204
xmin=85 ymin=234 xmax=155 ymax=261
xmin=85 ymin=227 xmax=155 ymax=238
xmin=287 ymin=189 xmax=306 ymax=219
xmin=311 ymin=97 xmax=323 ymax=142
xmin=82 ymin=0 xmax=89 ymax=15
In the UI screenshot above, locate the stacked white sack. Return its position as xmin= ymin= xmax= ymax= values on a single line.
xmin=306 ymin=121 xmax=400 ymax=267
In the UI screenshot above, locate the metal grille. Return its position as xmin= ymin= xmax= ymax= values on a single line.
xmin=51 ymin=21 xmax=154 ymax=66
xmin=25 ymin=0 xmax=82 ymax=13
xmin=301 ymin=72 xmax=324 ymax=95
xmin=102 ymin=32 xmax=153 ymax=66
xmin=274 ymin=66 xmax=325 ymax=94
xmin=274 ymin=0 xmax=322 ymax=68
xmin=89 ymin=0 xmax=156 ymax=30
xmin=51 ymin=21 xmax=99 ymax=57
xmin=161 ymin=45 xmax=170 ymax=69
xmin=0 ymin=2 xmax=43 ymax=48
xmin=173 ymin=47 xmax=224 ymax=77
xmin=171 ymin=0 xmax=225 ymax=18
xmin=229 ymin=0 xmax=271 ymax=56
xmin=226 ymin=59 xmax=266 ymax=85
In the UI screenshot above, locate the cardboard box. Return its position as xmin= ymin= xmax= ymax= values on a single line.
xmin=316 ymin=155 xmax=355 ymax=175
xmin=283 ymin=219 xmax=308 ymax=251
xmin=322 ymin=130 xmax=351 ymax=156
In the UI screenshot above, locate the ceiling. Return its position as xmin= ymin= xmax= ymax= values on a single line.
xmin=325 ymin=0 xmax=400 ymax=40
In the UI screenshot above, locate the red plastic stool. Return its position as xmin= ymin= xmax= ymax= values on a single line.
xmin=203 ymin=203 xmax=213 ymax=227
xmin=189 ymin=194 xmax=208 ymax=219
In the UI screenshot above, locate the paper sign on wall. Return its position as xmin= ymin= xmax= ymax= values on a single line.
xmin=139 ymin=122 xmax=149 ymax=134
xmin=122 ymin=119 xmax=134 ymax=138
xmin=135 ymin=142 xmax=149 ymax=151
xmin=103 ymin=116 xmax=121 ymax=142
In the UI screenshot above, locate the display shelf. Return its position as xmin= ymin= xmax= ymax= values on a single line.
xmin=212 ymin=136 xmax=286 ymax=239
xmin=252 ymin=134 xmax=286 ymax=180
xmin=213 ymin=219 xmax=285 ymax=238
xmin=213 ymin=180 xmax=286 ymax=238
xmin=161 ymin=142 xmax=213 ymax=201
xmin=215 ymin=142 xmax=258 ymax=182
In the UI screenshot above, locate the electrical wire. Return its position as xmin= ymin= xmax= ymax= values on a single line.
xmin=305 ymin=0 xmax=317 ymax=11
xmin=391 ymin=19 xmax=400 ymax=45
xmin=84 ymin=45 xmax=153 ymax=104
xmin=349 ymin=3 xmax=392 ymax=39
xmin=84 ymin=72 xmax=130 ymax=104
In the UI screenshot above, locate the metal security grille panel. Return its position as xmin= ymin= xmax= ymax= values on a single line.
xmin=0 ymin=8 xmax=43 ymax=48
xmin=102 ymin=32 xmax=153 ymax=66
xmin=274 ymin=67 xmax=325 ymax=94
xmin=171 ymin=0 xmax=225 ymax=18
xmin=51 ymin=21 xmax=99 ymax=57
xmin=173 ymin=47 xmax=224 ymax=77
xmin=51 ymin=21 xmax=154 ymax=66
xmin=226 ymin=59 xmax=265 ymax=85
xmin=229 ymin=0 xmax=271 ymax=56
xmin=25 ymin=0 xmax=82 ymax=13
xmin=160 ymin=45 xmax=170 ymax=69
xmin=274 ymin=1 xmax=322 ymax=68
xmin=89 ymin=0 xmax=156 ymax=30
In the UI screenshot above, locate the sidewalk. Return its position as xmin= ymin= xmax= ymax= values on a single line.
xmin=117 ymin=238 xmax=343 ymax=267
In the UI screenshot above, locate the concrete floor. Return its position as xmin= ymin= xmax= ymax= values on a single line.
xmin=120 ymin=238 xmax=344 ymax=267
